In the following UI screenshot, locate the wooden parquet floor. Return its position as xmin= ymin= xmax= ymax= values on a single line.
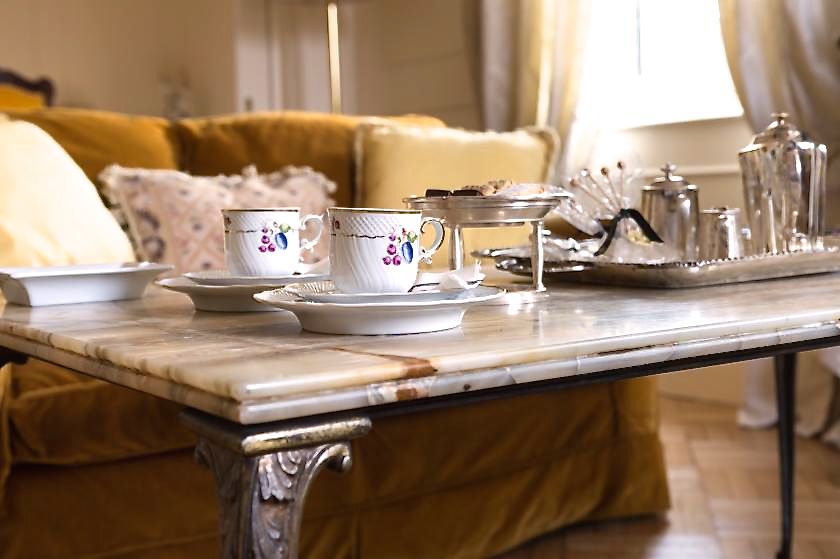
xmin=498 ymin=396 xmax=840 ymax=559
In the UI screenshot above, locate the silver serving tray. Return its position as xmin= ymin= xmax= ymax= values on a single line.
xmin=403 ymin=194 xmax=568 ymax=227
xmin=481 ymin=247 xmax=840 ymax=288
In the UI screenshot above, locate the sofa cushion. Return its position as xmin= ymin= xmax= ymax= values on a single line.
xmin=175 ymin=112 xmax=444 ymax=208
xmin=0 ymin=86 xmax=45 ymax=110
xmin=0 ymin=118 xmax=138 ymax=505
xmin=2 ymin=108 xmax=179 ymax=199
xmin=305 ymin=380 xmax=658 ymax=515
xmin=0 ymin=119 xmax=136 ymax=267
xmin=0 ymin=365 xmax=10 ymax=508
xmin=1 ymin=449 xmax=218 ymax=558
xmin=7 ymin=359 xmax=194 ymax=466
xmin=355 ymin=124 xmax=559 ymax=207
xmin=305 ymin=430 xmax=668 ymax=559
xmin=354 ymin=123 xmax=560 ymax=266
xmin=100 ymin=164 xmax=335 ymax=273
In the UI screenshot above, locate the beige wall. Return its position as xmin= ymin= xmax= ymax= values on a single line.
xmin=340 ymin=0 xmax=481 ymax=128
xmin=268 ymin=0 xmax=482 ymax=128
xmin=594 ymin=117 xmax=753 ymax=208
xmin=0 ymin=0 xmax=480 ymax=124
xmin=0 ymin=0 xmax=237 ymax=116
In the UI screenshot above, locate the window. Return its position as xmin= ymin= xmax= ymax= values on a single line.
xmin=586 ymin=0 xmax=743 ymax=129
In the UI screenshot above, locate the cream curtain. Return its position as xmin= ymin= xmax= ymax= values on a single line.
xmin=478 ymin=0 xmax=592 ymax=177
xmin=720 ymin=0 xmax=840 ymax=446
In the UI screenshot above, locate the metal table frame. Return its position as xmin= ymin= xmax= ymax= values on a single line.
xmin=2 ymin=334 xmax=831 ymax=559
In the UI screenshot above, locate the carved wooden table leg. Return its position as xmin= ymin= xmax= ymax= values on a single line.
xmin=182 ymin=410 xmax=372 ymax=559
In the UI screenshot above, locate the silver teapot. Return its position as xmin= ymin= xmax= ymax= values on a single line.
xmin=639 ymin=163 xmax=700 ymax=260
xmin=738 ymin=113 xmax=827 ymax=254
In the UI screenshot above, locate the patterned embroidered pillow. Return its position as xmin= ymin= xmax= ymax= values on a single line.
xmin=100 ymin=165 xmax=335 ymax=273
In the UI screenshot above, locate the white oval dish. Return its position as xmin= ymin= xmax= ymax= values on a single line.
xmin=0 ymin=262 xmax=172 ymax=307
xmin=157 ymin=277 xmax=282 ymax=312
xmin=253 ymin=285 xmax=506 ymax=335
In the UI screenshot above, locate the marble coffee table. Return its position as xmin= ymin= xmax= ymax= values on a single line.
xmin=2 ymin=274 xmax=840 ymax=559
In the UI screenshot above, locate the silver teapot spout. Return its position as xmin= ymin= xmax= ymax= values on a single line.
xmin=738 ymin=113 xmax=828 ymax=254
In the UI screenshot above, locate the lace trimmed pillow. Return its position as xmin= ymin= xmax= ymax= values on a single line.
xmin=100 ymin=164 xmax=336 ymax=273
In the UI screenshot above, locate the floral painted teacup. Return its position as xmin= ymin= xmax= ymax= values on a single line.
xmin=328 ymin=207 xmax=445 ymax=294
xmin=222 ymin=208 xmax=323 ymax=277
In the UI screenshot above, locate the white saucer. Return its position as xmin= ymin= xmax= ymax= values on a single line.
xmin=253 ymin=285 xmax=506 ymax=335
xmin=184 ymin=270 xmax=328 ymax=287
xmin=282 ymin=280 xmax=476 ymax=304
xmin=157 ymin=277 xmax=282 ymax=312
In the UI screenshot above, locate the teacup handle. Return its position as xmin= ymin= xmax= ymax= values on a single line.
xmin=299 ymin=214 xmax=324 ymax=252
xmin=419 ymin=217 xmax=446 ymax=263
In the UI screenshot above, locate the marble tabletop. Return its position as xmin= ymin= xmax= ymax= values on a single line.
xmin=1 ymin=273 xmax=840 ymax=424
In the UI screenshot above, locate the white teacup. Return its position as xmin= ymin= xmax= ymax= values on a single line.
xmin=328 ymin=207 xmax=444 ymax=294
xmin=222 ymin=208 xmax=324 ymax=276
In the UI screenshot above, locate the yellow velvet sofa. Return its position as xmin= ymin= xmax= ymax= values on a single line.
xmin=0 ymin=108 xmax=669 ymax=558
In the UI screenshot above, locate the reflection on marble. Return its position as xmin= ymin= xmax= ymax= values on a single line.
xmin=2 ymin=274 xmax=840 ymax=424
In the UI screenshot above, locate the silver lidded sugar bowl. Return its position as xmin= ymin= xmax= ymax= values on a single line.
xmin=639 ymin=163 xmax=700 ymax=261
xmin=738 ymin=113 xmax=828 ymax=254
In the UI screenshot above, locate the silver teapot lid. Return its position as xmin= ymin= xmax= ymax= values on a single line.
xmin=738 ymin=112 xmax=824 ymax=155
xmin=644 ymin=163 xmax=697 ymax=191
xmin=749 ymin=112 xmax=803 ymax=145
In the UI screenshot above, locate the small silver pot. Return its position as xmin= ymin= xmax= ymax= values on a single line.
xmin=698 ymin=207 xmax=748 ymax=261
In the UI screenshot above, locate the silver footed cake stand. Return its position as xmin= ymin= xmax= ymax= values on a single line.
xmin=404 ymin=194 xmax=567 ymax=291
